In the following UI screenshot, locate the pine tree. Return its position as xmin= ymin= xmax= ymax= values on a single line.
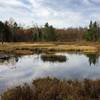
xmin=85 ymin=21 xmax=100 ymax=41
xmin=43 ymin=23 xmax=56 ymax=41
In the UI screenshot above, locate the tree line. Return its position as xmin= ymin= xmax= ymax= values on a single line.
xmin=85 ymin=21 xmax=100 ymax=41
xmin=0 ymin=19 xmax=100 ymax=43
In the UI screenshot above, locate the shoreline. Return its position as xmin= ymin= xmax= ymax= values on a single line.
xmin=0 ymin=42 xmax=99 ymax=56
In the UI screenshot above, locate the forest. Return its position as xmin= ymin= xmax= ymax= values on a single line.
xmin=0 ymin=19 xmax=100 ymax=43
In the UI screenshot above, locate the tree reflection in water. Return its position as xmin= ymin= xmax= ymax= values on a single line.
xmin=0 ymin=56 xmax=19 ymax=65
xmin=86 ymin=54 xmax=99 ymax=66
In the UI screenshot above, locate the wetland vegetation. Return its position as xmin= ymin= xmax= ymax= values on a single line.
xmin=41 ymin=54 xmax=67 ymax=62
xmin=2 ymin=77 xmax=100 ymax=100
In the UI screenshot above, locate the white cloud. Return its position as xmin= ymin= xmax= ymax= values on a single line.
xmin=0 ymin=0 xmax=99 ymax=28
xmin=0 ymin=0 xmax=27 ymax=9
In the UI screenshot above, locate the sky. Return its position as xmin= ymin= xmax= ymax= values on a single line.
xmin=0 ymin=0 xmax=100 ymax=28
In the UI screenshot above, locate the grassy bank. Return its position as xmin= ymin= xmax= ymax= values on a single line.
xmin=0 ymin=42 xmax=99 ymax=55
xmin=1 ymin=77 xmax=100 ymax=100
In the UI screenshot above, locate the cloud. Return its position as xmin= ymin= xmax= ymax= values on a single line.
xmin=0 ymin=0 xmax=100 ymax=28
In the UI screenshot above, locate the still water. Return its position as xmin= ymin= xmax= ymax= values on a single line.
xmin=0 ymin=53 xmax=100 ymax=93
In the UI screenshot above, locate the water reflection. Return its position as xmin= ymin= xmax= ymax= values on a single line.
xmin=86 ymin=54 xmax=99 ymax=66
xmin=0 ymin=56 xmax=19 ymax=65
xmin=15 ymin=57 xmax=19 ymax=62
xmin=0 ymin=53 xmax=99 ymax=94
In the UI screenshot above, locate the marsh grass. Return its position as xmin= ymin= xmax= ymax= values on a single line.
xmin=41 ymin=54 xmax=67 ymax=62
xmin=0 ymin=42 xmax=99 ymax=55
xmin=2 ymin=77 xmax=100 ymax=100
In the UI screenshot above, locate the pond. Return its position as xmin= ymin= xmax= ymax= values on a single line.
xmin=0 ymin=52 xmax=100 ymax=93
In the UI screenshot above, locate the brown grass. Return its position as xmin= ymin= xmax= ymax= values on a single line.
xmin=41 ymin=54 xmax=67 ymax=62
xmin=0 ymin=42 xmax=99 ymax=55
xmin=1 ymin=77 xmax=100 ymax=100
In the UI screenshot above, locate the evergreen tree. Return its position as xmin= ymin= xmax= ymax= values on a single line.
xmin=85 ymin=21 xmax=100 ymax=41
xmin=43 ymin=23 xmax=56 ymax=41
xmin=0 ymin=21 xmax=5 ymax=44
xmin=4 ymin=21 xmax=12 ymax=42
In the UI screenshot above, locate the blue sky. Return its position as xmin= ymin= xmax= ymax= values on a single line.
xmin=0 ymin=0 xmax=100 ymax=28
